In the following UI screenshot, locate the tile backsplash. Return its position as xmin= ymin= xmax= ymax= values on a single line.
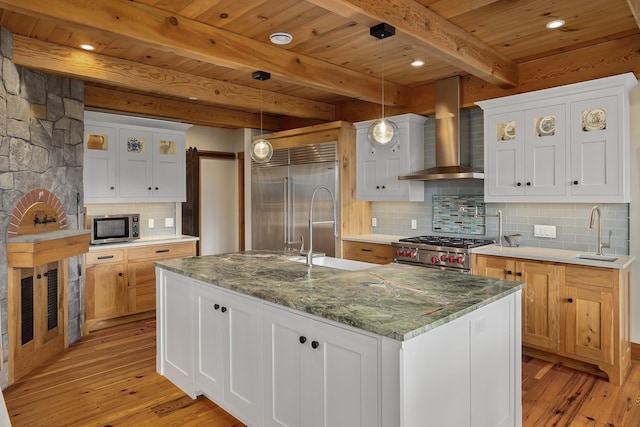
xmin=370 ymin=108 xmax=630 ymax=255
xmin=433 ymin=195 xmax=485 ymax=235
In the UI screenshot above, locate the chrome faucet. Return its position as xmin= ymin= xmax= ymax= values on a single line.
xmin=306 ymin=185 xmax=337 ymax=266
xmin=459 ymin=206 xmax=503 ymax=247
xmin=589 ymin=205 xmax=611 ymax=256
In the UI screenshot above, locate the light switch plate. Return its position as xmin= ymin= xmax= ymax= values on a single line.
xmin=165 ymin=218 xmax=174 ymax=227
xmin=411 ymin=219 xmax=417 ymax=230
xmin=534 ymin=224 xmax=556 ymax=238
xmin=148 ymin=218 xmax=154 ymax=229
xmin=372 ymin=217 xmax=377 ymax=227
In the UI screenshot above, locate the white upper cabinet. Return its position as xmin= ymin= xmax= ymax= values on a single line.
xmin=83 ymin=111 xmax=190 ymax=203
xmin=477 ymin=73 xmax=637 ymax=203
xmin=355 ymin=113 xmax=426 ymax=201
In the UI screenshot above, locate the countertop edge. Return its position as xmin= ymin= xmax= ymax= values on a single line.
xmin=89 ymin=235 xmax=199 ymax=251
xmin=342 ymin=234 xmax=407 ymax=244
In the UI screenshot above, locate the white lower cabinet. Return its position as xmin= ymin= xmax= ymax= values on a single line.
xmin=262 ymin=304 xmax=379 ymax=427
xmin=194 ymin=282 xmax=262 ymax=427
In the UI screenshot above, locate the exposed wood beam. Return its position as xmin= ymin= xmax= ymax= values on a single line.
xmin=0 ymin=0 xmax=411 ymax=106
xmin=12 ymin=35 xmax=335 ymax=121
xmin=427 ymin=0 xmax=503 ymax=19
xmin=627 ymin=0 xmax=640 ymax=28
xmin=307 ymin=0 xmax=519 ymax=88
xmin=85 ymin=85 xmax=282 ymax=130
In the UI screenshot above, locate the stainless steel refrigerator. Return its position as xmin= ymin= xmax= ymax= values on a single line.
xmin=251 ymin=142 xmax=338 ymax=256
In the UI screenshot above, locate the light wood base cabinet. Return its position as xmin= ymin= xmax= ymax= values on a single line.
xmin=84 ymin=240 xmax=196 ymax=334
xmin=473 ymin=254 xmax=631 ymax=384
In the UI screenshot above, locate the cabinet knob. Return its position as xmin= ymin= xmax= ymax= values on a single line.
xmin=110 ymin=186 xmax=115 ymax=190
xmin=516 ymin=272 xmax=523 ymax=277
xmin=214 ymin=304 xmax=220 ymax=310
xmin=381 ymin=185 xmax=386 ymax=189
xmin=516 ymin=182 xmax=522 ymax=187
xmin=568 ymin=298 xmax=574 ymax=303
xmin=221 ymin=306 xmax=227 ymax=313
xmin=299 ymin=336 xmax=307 ymax=344
xmin=573 ymin=180 xmax=579 ymax=185
xmin=526 ymin=182 xmax=531 ymax=186
xmin=118 ymin=272 xmax=123 ymax=277
xmin=155 ymin=187 xmax=159 ymax=190
xmin=506 ymin=270 xmax=513 ymax=275
xmin=148 ymin=187 xmax=152 ymax=190
xmin=311 ymin=341 xmax=320 ymax=349
xmin=376 ymin=185 xmax=380 ymax=189
xmin=37 ymin=274 xmax=42 ymax=279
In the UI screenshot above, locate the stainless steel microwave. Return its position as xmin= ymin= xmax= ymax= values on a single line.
xmin=90 ymin=214 xmax=140 ymax=245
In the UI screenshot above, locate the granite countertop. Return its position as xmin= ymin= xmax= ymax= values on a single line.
xmin=155 ymin=251 xmax=524 ymax=341
xmin=472 ymin=244 xmax=635 ymax=269
xmin=89 ymin=234 xmax=198 ymax=251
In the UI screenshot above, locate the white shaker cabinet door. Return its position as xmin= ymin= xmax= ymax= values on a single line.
xmin=570 ymin=95 xmax=619 ymax=198
xmin=118 ymin=127 xmax=154 ymax=199
xmin=83 ymin=124 xmax=118 ymax=201
xmin=523 ymin=103 xmax=566 ymax=197
xmin=484 ymin=111 xmax=525 ymax=197
xmin=152 ymin=132 xmax=186 ymax=201
xmin=194 ymin=287 xmax=225 ymax=401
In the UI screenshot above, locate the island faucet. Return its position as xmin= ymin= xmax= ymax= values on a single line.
xmin=459 ymin=206 xmax=503 ymax=247
xmin=589 ymin=205 xmax=611 ymax=256
xmin=306 ymin=185 xmax=337 ymax=266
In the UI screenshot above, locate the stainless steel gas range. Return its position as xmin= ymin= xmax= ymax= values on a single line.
xmin=392 ymin=235 xmax=495 ymax=273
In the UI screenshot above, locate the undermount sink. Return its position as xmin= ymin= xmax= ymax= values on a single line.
xmin=290 ymin=256 xmax=376 ymax=271
xmin=575 ymin=254 xmax=618 ymax=262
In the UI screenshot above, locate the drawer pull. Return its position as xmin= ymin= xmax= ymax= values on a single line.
xmin=97 ymin=255 xmax=115 ymax=260
xmin=155 ymin=249 xmax=170 ymax=253
xmin=360 ymin=248 xmax=372 ymax=252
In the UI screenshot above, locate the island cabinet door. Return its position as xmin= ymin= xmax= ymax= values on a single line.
xmin=156 ymin=269 xmax=195 ymax=398
xmin=193 ymin=283 xmax=262 ymax=427
xmin=263 ymin=304 xmax=379 ymax=427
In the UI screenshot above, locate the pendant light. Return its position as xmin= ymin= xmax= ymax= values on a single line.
xmin=368 ymin=23 xmax=399 ymax=148
xmin=250 ymin=70 xmax=274 ymax=163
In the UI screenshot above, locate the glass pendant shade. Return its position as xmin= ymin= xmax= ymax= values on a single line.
xmin=368 ymin=118 xmax=399 ymax=147
xmin=250 ymin=138 xmax=273 ymax=162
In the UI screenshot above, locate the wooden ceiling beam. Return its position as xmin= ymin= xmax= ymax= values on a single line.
xmin=306 ymin=0 xmax=519 ymax=88
xmin=12 ymin=35 xmax=335 ymax=121
xmin=627 ymin=0 xmax=640 ymax=28
xmin=85 ymin=85 xmax=283 ymax=130
xmin=0 ymin=0 xmax=411 ymax=106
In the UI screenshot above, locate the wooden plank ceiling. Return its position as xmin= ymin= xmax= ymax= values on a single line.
xmin=0 ymin=0 xmax=638 ymax=130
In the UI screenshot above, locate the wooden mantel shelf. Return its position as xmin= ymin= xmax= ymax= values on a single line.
xmin=6 ymin=229 xmax=91 ymax=268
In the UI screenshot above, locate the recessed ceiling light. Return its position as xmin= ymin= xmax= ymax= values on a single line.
xmin=269 ymin=32 xmax=293 ymax=45
xmin=546 ymin=19 xmax=565 ymax=29
xmin=410 ymin=59 xmax=425 ymax=67
xmin=188 ymin=96 xmax=198 ymax=100
xmin=80 ymin=44 xmax=95 ymax=51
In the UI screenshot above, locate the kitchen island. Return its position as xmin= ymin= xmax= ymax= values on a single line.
xmin=155 ymin=251 xmax=524 ymax=427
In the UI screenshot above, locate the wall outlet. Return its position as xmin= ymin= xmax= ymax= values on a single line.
xmin=534 ymin=224 xmax=556 ymax=238
xmin=148 ymin=218 xmax=154 ymax=229
xmin=411 ymin=219 xmax=417 ymax=230
xmin=372 ymin=217 xmax=377 ymax=227
xmin=165 ymin=217 xmax=174 ymax=227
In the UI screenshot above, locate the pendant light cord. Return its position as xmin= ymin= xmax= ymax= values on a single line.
xmin=260 ymin=80 xmax=264 ymax=135
xmin=381 ymin=36 xmax=385 ymax=120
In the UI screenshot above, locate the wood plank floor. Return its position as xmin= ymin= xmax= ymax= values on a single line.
xmin=3 ymin=317 xmax=640 ymax=426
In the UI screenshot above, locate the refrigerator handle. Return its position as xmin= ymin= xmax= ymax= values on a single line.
xmin=283 ymin=177 xmax=288 ymax=245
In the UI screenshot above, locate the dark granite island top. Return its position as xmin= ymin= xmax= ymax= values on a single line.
xmin=155 ymin=250 xmax=524 ymax=341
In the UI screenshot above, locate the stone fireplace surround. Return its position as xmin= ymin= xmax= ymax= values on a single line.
xmin=0 ymin=28 xmax=84 ymax=387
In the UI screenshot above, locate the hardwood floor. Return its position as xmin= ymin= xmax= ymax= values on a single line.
xmin=3 ymin=318 xmax=640 ymax=426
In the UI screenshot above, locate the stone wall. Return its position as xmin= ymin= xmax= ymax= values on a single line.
xmin=0 ymin=28 xmax=84 ymax=387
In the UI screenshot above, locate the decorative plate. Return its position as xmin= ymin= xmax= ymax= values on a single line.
xmin=498 ymin=121 xmax=516 ymax=140
xmin=582 ymin=108 xmax=606 ymax=131
xmin=536 ymin=115 xmax=555 ymax=137
xmin=127 ymin=137 xmax=144 ymax=153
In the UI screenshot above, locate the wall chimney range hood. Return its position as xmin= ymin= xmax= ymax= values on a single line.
xmin=398 ymin=76 xmax=484 ymax=181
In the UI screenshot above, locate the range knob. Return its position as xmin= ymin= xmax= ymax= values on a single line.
xmin=402 ymin=250 xmax=408 ymax=257
xmin=440 ymin=254 xmax=447 ymax=262
xmin=448 ymin=255 xmax=455 ymax=263
xmin=395 ymin=249 xmax=401 ymax=256
xmin=456 ymin=256 xmax=464 ymax=264
xmin=431 ymin=256 xmax=438 ymax=263
xmin=409 ymin=251 xmax=417 ymax=258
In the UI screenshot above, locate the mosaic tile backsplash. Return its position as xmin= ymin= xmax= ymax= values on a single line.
xmin=433 ymin=195 xmax=485 ymax=235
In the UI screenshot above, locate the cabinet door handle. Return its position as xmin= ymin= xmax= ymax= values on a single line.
xmin=214 ymin=304 xmax=220 ymax=310
xmin=148 ymin=187 xmax=152 ymax=190
xmin=118 ymin=272 xmax=123 ymax=277
xmin=526 ymin=182 xmax=531 ymax=186
xmin=299 ymin=336 xmax=307 ymax=344
xmin=506 ymin=270 xmax=513 ymax=275
xmin=37 ymin=274 xmax=42 ymax=279
xmin=110 ymin=186 xmax=115 ymax=190
xmin=155 ymin=249 xmax=170 ymax=253
xmin=221 ymin=307 xmax=227 ymax=313
xmin=361 ymin=248 xmax=372 ymax=252
xmin=311 ymin=341 xmax=320 ymax=349
xmin=516 ymin=272 xmax=523 ymax=277
xmin=155 ymin=187 xmax=159 ymax=191
xmin=516 ymin=182 xmax=522 ymax=187
xmin=573 ymin=180 xmax=579 ymax=185
xmin=98 ymin=255 xmax=115 ymax=260
xmin=568 ymin=298 xmax=574 ymax=303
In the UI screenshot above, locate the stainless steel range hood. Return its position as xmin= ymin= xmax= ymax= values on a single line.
xmin=399 ymin=76 xmax=484 ymax=181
